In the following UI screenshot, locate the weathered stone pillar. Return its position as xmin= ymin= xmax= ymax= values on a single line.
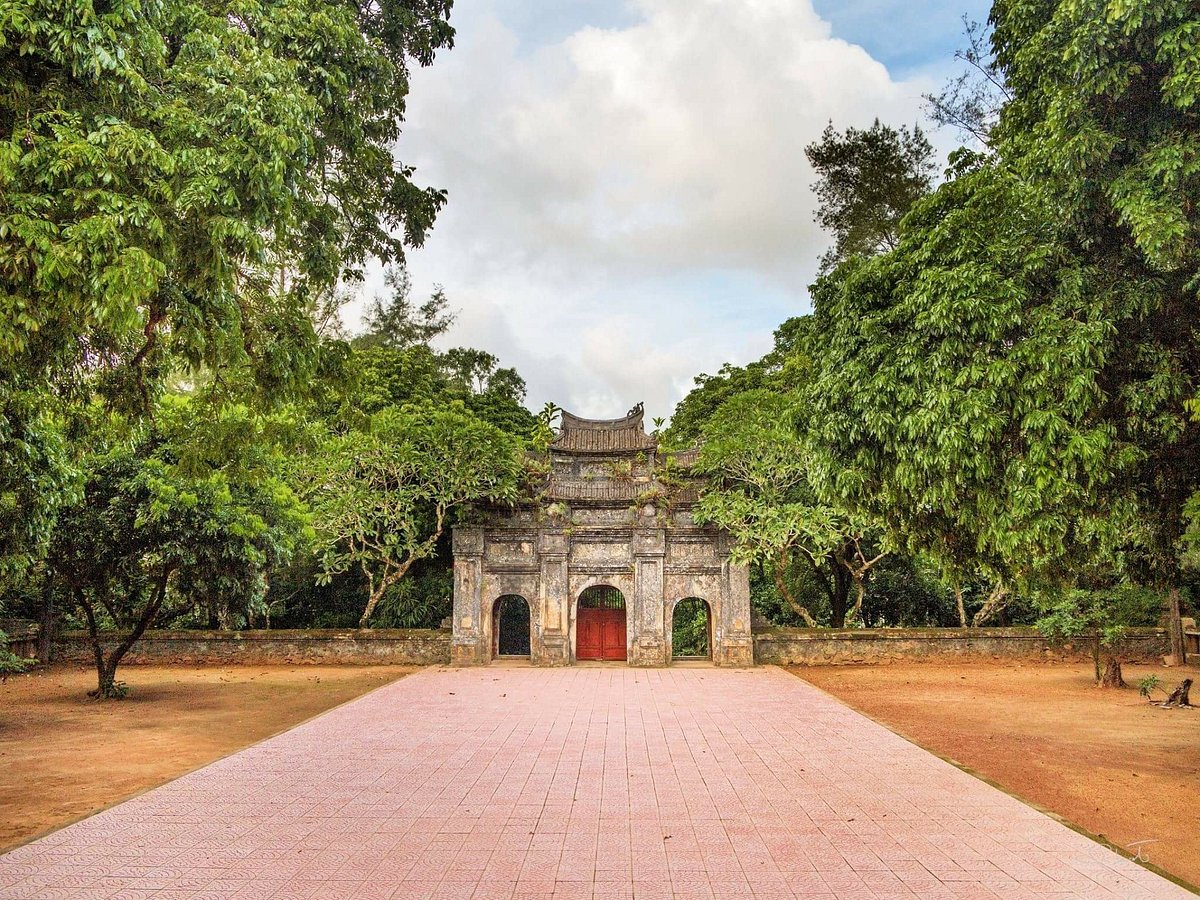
xmin=716 ymin=532 xmax=754 ymax=667
xmin=451 ymin=527 xmax=487 ymax=666
xmin=537 ymin=529 xmax=570 ymax=665
xmin=630 ymin=526 xmax=668 ymax=666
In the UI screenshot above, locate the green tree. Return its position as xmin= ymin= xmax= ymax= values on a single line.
xmin=466 ymin=367 xmax=537 ymax=436
xmin=345 ymin=344 xmax=453 ymax=416
xmin=1036 ymin=582 xmax=1163 ymax=686
xmin=809 ymin=162 xmax=1124 ymax=625
xmin=805 ymin=119 xmax=936 ymax=273
xmin=328 ymin=342 xmax=536 ymax=437
xmin=692 ymin=390 xmax=887 ymax=628
xmin=50 ymin=400 xmax=308 ymax=697
xmin=354 ymin=267 xmax=454 ymax=351
xmin=991 ymin=0 xmax=1200 ymax=663
xmin=923 ymin=17 xmax=1010 ymax=147
xmin=0 ymin=384 xmax=78 ymax=592
xmin=299 ymin=405 xmax=523 ymax=626
xmin=1 ymin=0 xmax=453 ymax=400
xmin=810 ymin=0 xmax=1200 ymax=656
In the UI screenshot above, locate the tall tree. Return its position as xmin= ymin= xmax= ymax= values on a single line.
xmin=441 ymin=346 xmax=499 ymax=395
xmin=1 ymin=0 xmax=453 ymax=400
xmin=355 ymin=266 xmax=455 ymax=351
xmin=810 ymin=0 xmax=1200 ymax=660
xmin=923 ymin=17 xmax=1011 ymax=147
xmin=805 ymin=119 xmax=936 ymax=273
xmin=992 ymin=0 xmax=1200 ymax=662
xmin=810 ymin=161 xmax=1122 ymax=624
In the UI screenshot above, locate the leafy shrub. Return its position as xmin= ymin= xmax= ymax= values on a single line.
xmin=371 ymin=570 xmax=453 ymax=629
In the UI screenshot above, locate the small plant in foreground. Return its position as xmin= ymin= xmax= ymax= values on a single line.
xmin=90 ymin=680 xmax=129 ymax=700
xmin=1137 ymin=675 xmax=1163 ymax=702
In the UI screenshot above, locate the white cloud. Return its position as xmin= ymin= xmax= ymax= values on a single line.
xmin=355 ymin=0 xmax=939 ymax=420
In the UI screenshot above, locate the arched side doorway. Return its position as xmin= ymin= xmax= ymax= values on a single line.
xmin=672 ymin=597 xmax=711 ymax=660
xmin=576 ymin=585 xmax=627 ymax=661
xmin=493 ymin=595 xmax=531 ymax=658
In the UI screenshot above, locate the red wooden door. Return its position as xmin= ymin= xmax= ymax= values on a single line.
xmin=577 ymin=608 xmax=627 ymax=660
xmin=578 ymin=612 xmax=602 ymax=660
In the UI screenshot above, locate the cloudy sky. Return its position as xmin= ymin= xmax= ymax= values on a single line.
xmin=354 ymin=0 xmax=989 ymax=420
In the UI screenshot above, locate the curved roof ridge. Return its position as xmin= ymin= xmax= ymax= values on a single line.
xmin=551 ymin=402 xmax=656 ymax=453
xmin=559 ymin=401 xmax=645 ymax=432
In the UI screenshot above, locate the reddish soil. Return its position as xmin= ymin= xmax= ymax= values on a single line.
xmin=0 ymin=663 xmax=411 ymax=851
xmin=797 ymin=661 xmax=1200 ymax=888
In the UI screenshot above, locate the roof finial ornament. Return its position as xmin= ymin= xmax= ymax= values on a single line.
xmin=627 ymin=401 xmax=644 ymax=418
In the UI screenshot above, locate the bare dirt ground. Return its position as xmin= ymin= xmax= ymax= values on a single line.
xmin=796 ymin=660 xmax=1200 ymax=889
xmin=0 ymin=663 xmax=412 ymax=852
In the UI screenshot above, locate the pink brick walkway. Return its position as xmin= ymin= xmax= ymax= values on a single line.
xmin=1 ymin=666 xmax=1192 ymax=899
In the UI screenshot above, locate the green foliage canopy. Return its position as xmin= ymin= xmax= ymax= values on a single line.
xmin=990 ymin=0 xmax=1200 ymax=591
xmin=805 ymin=118 xmax=936 ymax=273
xmin=809 ymin=163 xmax=1136 ymax=591
xmin=298 ymin=405 xmax=523 ymax=626
xmin=0 ymin=0 xmax=453 ymax=398
xmin=809 ymin=0 xmax=1200 ymax=645
xmin=0 ymin=384 xmax=78 ymax=591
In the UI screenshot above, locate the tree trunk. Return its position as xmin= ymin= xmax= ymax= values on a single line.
xmin=359 ymin=513 xmax=446 ymax=628
xmin=1092 ymin=633 xmax=1102 ymax=683
xmin=848 ymin=575 xmax=867 ymax=627
xmin=37 ymin=575 xmax=55 ymax=664
xmin=830 ymin=559 xmax=850 ymax=628
xmin=971 ymin=583 xmax=1009 ymax=627
xmin=80 ymin=596 xmax=131 ymax=699
xmin=798 ymin=549 xmax=838 ymax=619
xmin=954 ymin=585 xmax=967 ymax=629
xmin=81 ymin=570 xmax=172 ymax=699
xmin=359 ymin=580 xmax=389 ymax=628
xmin=78 ymin=591 xmax=109 ymax=697
xmin=1166 ymin=587 xmax=1187 ymax=666
xmin=1162 ymin=678 xmax=1191 ymax=708
xmin=359 ymin=557 xmax=418 ymax=627
xmin=1099 ymin=658 xmax=1125 ymax=689
xmin=834 ymin=539 xmax=885 ymax=628
xmin=772 ymin=548 xmax=818 ymax=628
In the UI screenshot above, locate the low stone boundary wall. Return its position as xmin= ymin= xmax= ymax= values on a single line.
xmin=54 ymin=628 xmax=451 ymax=666
xmin=753 ymin=626 xmax=1169 ymax=666
xmin=48 ymin=625 xmax=1171 ymax=667
xmin=1 ymin=618 xmax=39 ymax=660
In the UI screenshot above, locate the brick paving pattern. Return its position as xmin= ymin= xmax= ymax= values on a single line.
xmin=1 ymin=666 xmax=1192 ymax=899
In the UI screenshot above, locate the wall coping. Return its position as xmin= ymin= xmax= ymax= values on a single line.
xmin=56 ymin=628 xmax=450 ymax=644
xmin=753 ymin=625 xmax=1167 ymax=642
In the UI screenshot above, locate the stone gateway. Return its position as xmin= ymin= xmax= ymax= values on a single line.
xmin=451 ymin=404 xmax=754 ymax=666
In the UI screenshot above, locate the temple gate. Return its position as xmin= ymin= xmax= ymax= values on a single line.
xmin=450 ymin=404 xmax=754 ymax=666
